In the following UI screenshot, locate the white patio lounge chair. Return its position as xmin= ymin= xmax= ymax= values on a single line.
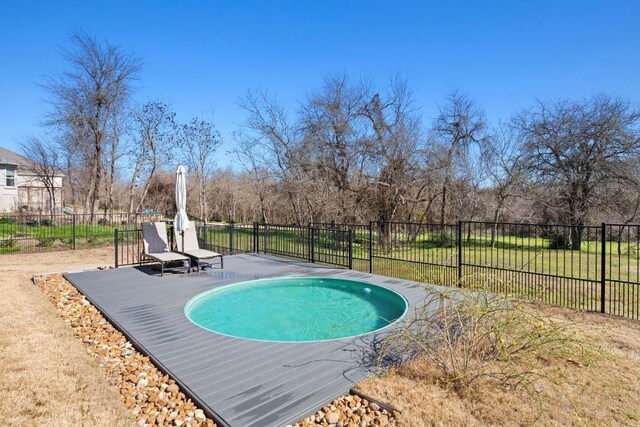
xmin=175 ymin=225 xmax=223 ymax=272
xmin=142 ymin=222 xmax=191 ymax=276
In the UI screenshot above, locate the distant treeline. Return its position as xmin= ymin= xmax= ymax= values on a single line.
xmin=21 ymin=33 xmax=640 ymax=229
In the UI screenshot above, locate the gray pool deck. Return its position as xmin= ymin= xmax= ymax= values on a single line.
xmin=63 ymin=254 xmax=439 ymax=427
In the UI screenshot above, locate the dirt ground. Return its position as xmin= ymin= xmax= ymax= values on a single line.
xmin=0 ymin=248 xmax=134 ymax=427
xmin=359 ymin=305 xmax=640 ymax=427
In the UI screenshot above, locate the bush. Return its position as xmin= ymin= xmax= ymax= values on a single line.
xmin=0 ymin=216 xmax=15 ymax=225
xmin=36 ymin=237 xmax=56 ymax=247
xmin=0 ymin=238 xmax=16 ymax=248
xmin=41 ymin=219 xmax=53 ymax=226
xmin=86 ymin=236 xmax=99 ymax=245
xmin=427 ymin=231 xmax=455 ymax=248
xmin=0 ymin=246 xmax=20 ymax=254
xmin=378 ymin=287 xmax=594 ymax=395
xmin=547 ymin=233 xmax=571 ymax=250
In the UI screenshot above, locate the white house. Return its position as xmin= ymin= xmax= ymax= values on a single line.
xmin=0 ymin=147 xmax=64 ymax=213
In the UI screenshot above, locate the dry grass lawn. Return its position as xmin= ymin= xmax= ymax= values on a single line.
xmin=359 ymin=305 xmax=640 ymax=427
xmin=2 ymin=247 xmax=639 ymax=427
xmin=0 ymin=248 xmax=134 ymax=427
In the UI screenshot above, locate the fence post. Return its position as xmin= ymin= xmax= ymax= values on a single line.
xmin=229 ymin=223 xmax=235 ymax=255
xmin=368 ymin=221 xmax=373 ymax=274
xmin=263 ymin=223 xmax=268 ymax=254
xmin=601 ymin=223 xmax=606 ymax=314
xmin=253 ymin=222 xmax=258 ymax=252
xmin=203 ymin=221 xmax=208 ymax=250
xmin=307 ymin=223 xmax=312 ymax=262
xmin=457 ymin=220 xmax=463 ymax=287
xmin=72 ymin=214 xmax=76 ymax=250
xmin=310 ymin=225 xmax=315 ymax=263
xmin=348 ymin=229 xmax=353 ymax=270
xmin=114 ymin=229 xmax=119 ymax=268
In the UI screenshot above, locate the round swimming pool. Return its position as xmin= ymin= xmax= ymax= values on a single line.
xmin=184 ymin=277 xmax=408 ymax=342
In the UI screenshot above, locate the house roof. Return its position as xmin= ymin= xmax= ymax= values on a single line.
xmin=0 ymin=147 xmax=31 ymax=167
xmin=0 ymin=146 xmax=64 ymax=177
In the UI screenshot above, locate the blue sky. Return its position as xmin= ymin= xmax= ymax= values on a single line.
xmin=1 ymin=0 xmax=639 ymax=167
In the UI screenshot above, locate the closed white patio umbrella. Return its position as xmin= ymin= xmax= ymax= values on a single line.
xmin=175 ymin=165 xmax=190 ymax=253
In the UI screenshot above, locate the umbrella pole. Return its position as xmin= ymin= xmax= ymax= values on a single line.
xmin=181 ymin=230 xmax=188 ymax=272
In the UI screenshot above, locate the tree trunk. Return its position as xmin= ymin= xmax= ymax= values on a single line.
xmin=84 ymin=160 xmax=97 ymax=218
xmin=490 ymin=208 xmax=501 ymax=248
xmin=570 ymin=224 xmax=584 ymax=251
xmin=439 ymin=181 xmax=448 ymax=225
xmin=127 ymin=162 xmax=141 ymax=214
xmin=287 ymin=191 xmax=301 ymax=225
xmin=89 ymin=142 xmax=102 ymax=222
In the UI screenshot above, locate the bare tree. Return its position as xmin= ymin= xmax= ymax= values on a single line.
xmin=104 ymin=101 xmax=127 ymax=215
xmin=360 ymin=77 xmax=422 ymax=224
xmin=356 ymin=77 xmax=427 ymax=246
xmin=517 ymin=95 xmax=640 ymax=249
xmin=19 ymin=137 xmax=62 ymax=217
xmin=178 ymin=117 xmax=223 ymax=220
xmin=126 ymin=102 xmax=176 ymax=213
xmin=431 ymin=91 xmax=488 ymax=224
xmin=480 ymin=122 xmax=527 ymax=246
xmin=237 ymin=90 xmax=305 ymax=223
xmin=43 ymin=32 xmax=140 ymax=220
xmin=144 ymin=171 xmax=175 ymax=213
xmin=233 ymin=134 xmax=274 ymax=223
xmin=300 ymin=75 xmax=369 ymax=222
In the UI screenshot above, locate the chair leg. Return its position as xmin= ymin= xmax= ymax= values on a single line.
xmin=197 ymin=260 xmax=201 ymax=273
xmin=161 ymin=262 xmax=164 ymax=277
xmin=220 ymin=256 xmax=223 ymax=269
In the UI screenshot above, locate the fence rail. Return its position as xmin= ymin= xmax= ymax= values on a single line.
xmin=113 ymin=220 xmax=640 ymax=319
xmin=191 ymin=221 xmax=638 ymax=320
xmin=9 ymin=213 xmax=638 ymax=319
xmin=0 ymin=212 xmax=172 ymax=254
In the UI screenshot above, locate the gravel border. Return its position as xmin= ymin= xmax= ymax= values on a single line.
xmin=34 ymin=273 xmax=398 ymax=427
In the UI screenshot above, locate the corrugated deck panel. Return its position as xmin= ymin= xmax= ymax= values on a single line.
xmin=64 ymin=254 xmax=440 ymax=427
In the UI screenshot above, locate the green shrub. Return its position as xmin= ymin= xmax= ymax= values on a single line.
xmin=0 ymin=217 xmax=15 ymax=225
xmin=37 ymin=237 xmax=56 ymax=247
xmin=428 ymin=231 xmax=455 ymax=248
xmin=547 ymin=233 xmax=571 ymax=250
xmin=0 ymin=238 xmax=16 ymax=248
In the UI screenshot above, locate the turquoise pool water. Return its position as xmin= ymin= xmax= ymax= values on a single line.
xmin=184 ymin=277 xmax=408 ymax=342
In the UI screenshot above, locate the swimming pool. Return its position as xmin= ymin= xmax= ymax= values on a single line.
xmin=184 ymin=277 xmax=408 ymax=342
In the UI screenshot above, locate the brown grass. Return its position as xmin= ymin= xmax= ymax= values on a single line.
xmin=2 ymin=247 xmax=640 ymax=427
xmin=0 ymin=248 xmax=134 ymax=427
xmin=359 ymin=304 xmax=640 ymax=427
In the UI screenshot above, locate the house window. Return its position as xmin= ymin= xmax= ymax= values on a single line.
xmin=6 ymin=167 xmax=15 ymax=187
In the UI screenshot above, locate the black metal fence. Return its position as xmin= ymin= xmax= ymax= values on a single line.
xmin=99 ymin=217 xmax=638 ymax=320
xmin=186 ymin=221 xmax=639 ymax=319
xmin=0 ymin=212 xmax=172 ymax=255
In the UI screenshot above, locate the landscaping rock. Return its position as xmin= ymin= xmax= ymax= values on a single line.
xmin=34 ymin=274 xmax=399 ymax=427
xmin=326 ymin=411 xmax=340 ymax=424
